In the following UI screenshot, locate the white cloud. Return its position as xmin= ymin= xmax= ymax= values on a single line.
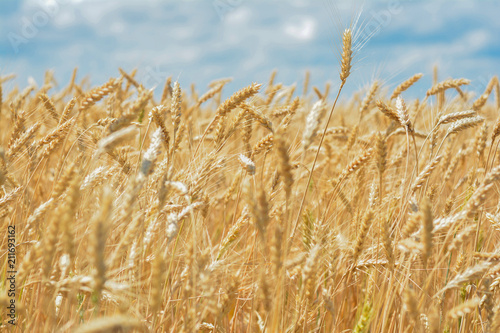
xmin=224 ymin=7 xmax=252 ymax=25
xmin=52 ymin=9 xmax=77 ymax=27
xmin=284 ymin=16 xmax=317 ymax=40
xmin=462 ymin=29 xmax=490 ymax=52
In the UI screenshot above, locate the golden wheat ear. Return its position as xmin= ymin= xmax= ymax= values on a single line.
xmin=391 ymin=73 xmax=423 ymax=100
xmin=340 ymin=28 xmax=353 ymax=83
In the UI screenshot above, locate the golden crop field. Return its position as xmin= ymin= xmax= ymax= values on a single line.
xmin=2 ymin=28 xmax=500 ymax=332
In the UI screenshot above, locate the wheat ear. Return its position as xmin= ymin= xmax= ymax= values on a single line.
xmin=194 ymin=83 xmax=261 ymax=156
xmin=426 ymin=78 xmax=470 ymax=96
xmin=391 ymin=73 xmax=423 ymax=100
xmin=79 ymin=78 xmax=118 ymax=113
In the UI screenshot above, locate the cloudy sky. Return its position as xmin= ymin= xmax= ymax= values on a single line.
xmin=1 ymin=0 xmax=499 ymax=99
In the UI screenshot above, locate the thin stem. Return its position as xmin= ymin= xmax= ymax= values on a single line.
xmin=434 ymin=132 xmax=450 ymax=160
xmin=193 ymin=115 xmax=217 ymax=158
xmin=411 ymin=131 xmax=419 ymax=175
xmin=290 ymin=81 xmax=345 ymax=240
xmin=486 ymin=138 xmax=499 ymax=173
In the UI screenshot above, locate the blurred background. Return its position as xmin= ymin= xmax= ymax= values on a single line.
xmin=1 ymin=0 xmax=499 ymax=99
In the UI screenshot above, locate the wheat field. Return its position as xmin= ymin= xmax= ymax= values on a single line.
xmin=2 ymin=29 xmax=500 ymax=332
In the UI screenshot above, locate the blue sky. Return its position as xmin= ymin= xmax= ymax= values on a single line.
xmin=1 ymin=0 xmax=500 ymax=99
